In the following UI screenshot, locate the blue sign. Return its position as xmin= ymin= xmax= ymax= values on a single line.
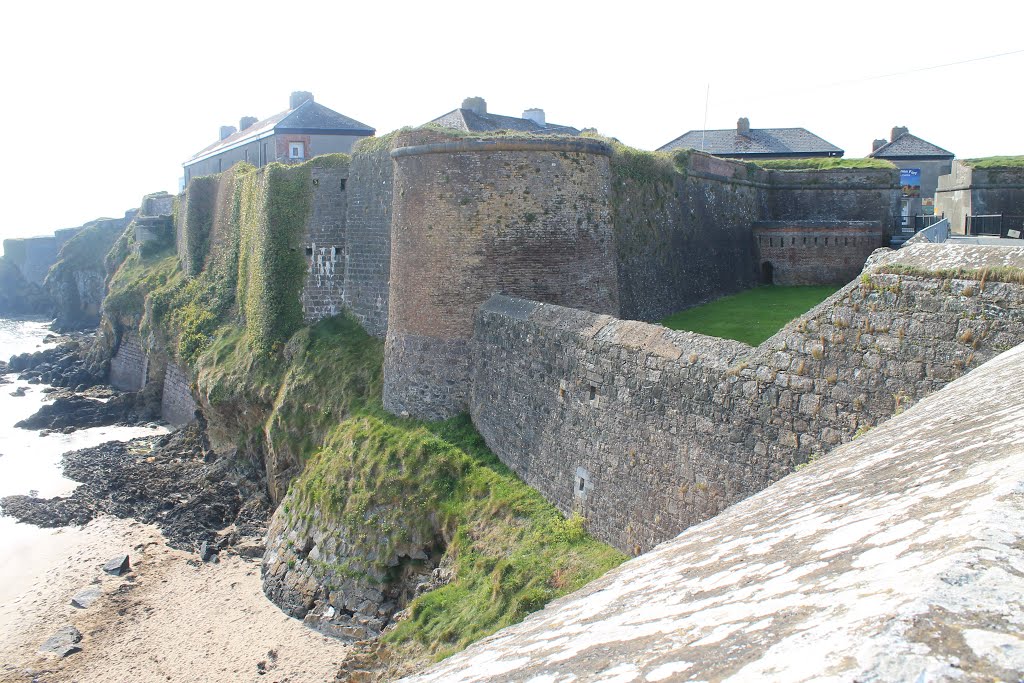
xmin=900 ymin=168 xmax=921 ymax=198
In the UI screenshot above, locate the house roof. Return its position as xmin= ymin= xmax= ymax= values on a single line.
xmin=869 ymin=133 xmax=953 ymax=160
xmin=428 ymin=108 xmax=580 ymax=136
xmin=186 ymin=99 xmax=375 ymax=165
xmin=658 ymin=127 xmax=843 ymax=158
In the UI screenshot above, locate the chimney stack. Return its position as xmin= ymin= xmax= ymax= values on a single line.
xmin=891 ymin=126 xmax=908 ymax=142
xmin=239 ymin=116 xmax=258 ymax=131
xmin=219 ymin=125 xmax=237 ymax=141
xmin=462 ymin=96 xmax=487 ymax=115
xmin=737 ymin=117 xmax=751 ymax=136
xmin=872 ymin=138 xmax=887 ymax=152
xmin=522 ymin=108 xmax=546 ymax=126
xmin=289 ymin=91 xmax=314 ymax=109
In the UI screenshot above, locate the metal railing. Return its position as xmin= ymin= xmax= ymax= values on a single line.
xmin=894 ymin=214 xmax=945 ymax=235
xmin=966 ymin=214 xmax=1024 ymax=239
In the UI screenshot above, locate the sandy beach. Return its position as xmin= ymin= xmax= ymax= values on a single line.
xmin=0 ymin=515 xmax=349 ymax=683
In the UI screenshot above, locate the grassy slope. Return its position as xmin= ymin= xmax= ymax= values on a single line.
xmin=754 ymin=157 xmax=893 ymax=170
xmin=661 ymin=285 xmax=840 ymax=346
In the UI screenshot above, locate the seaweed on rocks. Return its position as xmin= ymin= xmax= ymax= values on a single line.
xmin=0 ymin=420 xmax=270 ymax=556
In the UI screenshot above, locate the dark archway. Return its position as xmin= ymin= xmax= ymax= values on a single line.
xmin=761 ymin=261 xmax=774 ymax=285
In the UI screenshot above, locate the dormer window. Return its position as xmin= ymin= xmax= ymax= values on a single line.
xmin=289 ymin=142 xmax=305 ymax=160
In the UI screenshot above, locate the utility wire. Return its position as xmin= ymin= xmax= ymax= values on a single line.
xmin=826 ymin=47 xmax=1024 ymax=88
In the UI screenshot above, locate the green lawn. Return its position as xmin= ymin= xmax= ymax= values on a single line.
xmin=660 ymin=285 xmax=841 ymax=346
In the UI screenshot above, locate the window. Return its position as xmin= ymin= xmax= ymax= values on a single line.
xmin=289 ymin=142 xmax=305 ymax=160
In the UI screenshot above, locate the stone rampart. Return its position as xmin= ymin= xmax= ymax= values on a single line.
xmin=161 ymin=361 xmax=198 ymax=426
xmin=109 ymin=331 xmax=148 ymax=391
xmin=301 ymin=161 xmax=349 ymax=321
xmin=768 ymin=167 xmax=901 ymax=239
xmin=384 ymin=133 xmax=621 ymax=420
xmin=753 ymin=220 xmax=883 ymax=285
xmin=470 ymin=243 xmax=1024 ymax=553
xmin=341 ymin=139 xmax=394 ymax=338
xmin=614 ymin=150 xmax=767 ymax=321
xmin=407 ymin=339 xmax=1024 ymax=683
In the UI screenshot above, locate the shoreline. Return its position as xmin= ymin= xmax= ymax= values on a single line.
xmin=0 ymin=515 xmax=349 ymax=683
xmin=0 ymin=321 xmax=349 ymax=682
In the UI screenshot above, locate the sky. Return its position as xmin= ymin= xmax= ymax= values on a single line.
xmin=1 ymin=0 xmax=1021 ymax=243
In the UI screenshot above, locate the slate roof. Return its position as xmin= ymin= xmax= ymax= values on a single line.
xmin=187 ymin=100 xmax=375 ymax=164
xmin=657 ymin=127 xmax=843 ymax=158
xmin=869 ymin=133 xmax=953 ymax=160
xmin=428 ymin=108 xmax=580 ymax=136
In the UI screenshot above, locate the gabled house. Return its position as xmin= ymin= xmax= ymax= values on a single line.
xmin=657 ymin=118 xmax=844 ymax=160
xmin=427 ymin=97 xmax=581 ymax=136
xmin=868 ymin=126 xmax=954 ymax=223
xmin=183 ymin=91 xmax=375 ymax=185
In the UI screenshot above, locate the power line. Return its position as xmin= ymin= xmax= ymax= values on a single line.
xmin=831 ymin=47 xmax=1024 ymax=88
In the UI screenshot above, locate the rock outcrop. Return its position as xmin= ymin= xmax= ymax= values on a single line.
xmin=0 ymin=255 xmax=51 ymax=315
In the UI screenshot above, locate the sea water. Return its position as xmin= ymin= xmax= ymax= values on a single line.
xmin=0 ymin=318 xmax=167 ymax=605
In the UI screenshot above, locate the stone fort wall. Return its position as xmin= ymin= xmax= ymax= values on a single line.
xmin=753 ymin=220 xmax=884 ymax=285
xmin=300 ymin=162 xmax=349 ymax=322
xmin=767 ymin=167 xmax=900 ymax=236
xmin=341 ymin=139 xmax=394 ymax=338
xmin=613 ymin=152 xmax=768 ymax=321
xmin=470 ymin=243 xmax=1024 ymax=553
xmin=383 ymin=133 xmax=621 ymax=420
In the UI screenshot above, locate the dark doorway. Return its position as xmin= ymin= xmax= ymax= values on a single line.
xmin=761 ymin=261 xmax=774 ymax=284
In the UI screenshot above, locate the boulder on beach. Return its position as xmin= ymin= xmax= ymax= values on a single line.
xmin=39 ymin=625 xmax=82 ymax=657
xmin=102 ymin=555 xmax=130 ymax=576
xmin=71 ymin=587 xmax=102 ymax=609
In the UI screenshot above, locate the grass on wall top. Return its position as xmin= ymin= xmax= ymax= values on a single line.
xmin=755 ymin=157 xmax=894 ymax=170
xmin=962 ymin=156 xmax=1024 ymax=169
xmin=660 ymin=285 xmax=841 ymax=346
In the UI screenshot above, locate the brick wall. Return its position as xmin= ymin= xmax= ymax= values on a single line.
xmin=753 ymin=220 xmax=883 ymax=285
xmin=384 ymin=133 xmax=621 ymax=420
xmin=469 ymin=244 xmax=1024 ymax=554
xmin=161 ymin=361 xmax=198 ymax=426
xmin=109 ymin=331 xmax=148 ymax=391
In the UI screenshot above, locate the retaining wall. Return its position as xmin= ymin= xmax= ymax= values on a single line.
xmin=161 ymin=362 xmax=198 ymax=426
xmin=109 ymin=331 xmax=148 ymax=391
